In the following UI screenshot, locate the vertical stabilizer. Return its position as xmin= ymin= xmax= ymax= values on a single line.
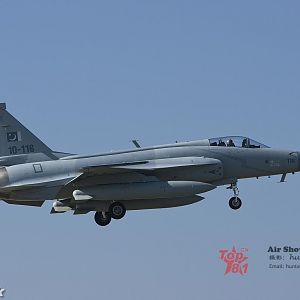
xmin=0 ymin=103 xmax=57 ymax=162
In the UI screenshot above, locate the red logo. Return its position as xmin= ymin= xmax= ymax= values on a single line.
xmin=219 ymin=246 xmax=248 ymax=275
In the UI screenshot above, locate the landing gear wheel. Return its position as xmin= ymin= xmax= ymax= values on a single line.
xmin=109 ymin=202 xmax=126 ymax=220
xmin=229 ymin=197 xmax=242 ymax=210
xmin=94 ymin=211 xmax=112 ymax=226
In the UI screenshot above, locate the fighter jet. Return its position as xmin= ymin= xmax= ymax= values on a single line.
xmin=0 ymin=103 xmax=299 ymax=227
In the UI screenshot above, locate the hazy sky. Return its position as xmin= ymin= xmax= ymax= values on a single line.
xmin=0 ymin=1 xmax=300 ymax=299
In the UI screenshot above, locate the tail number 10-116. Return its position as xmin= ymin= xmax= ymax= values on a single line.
xmin=8 ymin=144 xmax=35 ymax=155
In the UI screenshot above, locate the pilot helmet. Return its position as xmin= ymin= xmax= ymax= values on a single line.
xmin=227 ymin=139 xmax=234 ymax=146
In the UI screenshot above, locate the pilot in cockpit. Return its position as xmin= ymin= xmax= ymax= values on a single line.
xmin=242 ymin=138 xmax=248 ymax=148
xmin=227 ymin=139 xmax=235 ymax=147
xmin=218 ymin=139 xmax=226 ymax=146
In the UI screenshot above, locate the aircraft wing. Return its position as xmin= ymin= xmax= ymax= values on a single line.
xmin=80 ymin=160 xmax=149 ymax=175
xmin=81 ymin=157 xmax=220 ymax=174
xmin=69 ymin=156 xmax=221 ymax=184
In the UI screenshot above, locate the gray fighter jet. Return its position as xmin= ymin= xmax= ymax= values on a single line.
xmin=0 ymin=103 xmax=299 ymax=227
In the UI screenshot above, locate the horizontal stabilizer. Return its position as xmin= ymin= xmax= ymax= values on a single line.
xmin=3 ymin=200 xmax=45 ymax=207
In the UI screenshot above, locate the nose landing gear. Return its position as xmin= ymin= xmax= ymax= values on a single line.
xmin=229 ymin=196 xmax=242 ymax=210
xmin=227 ymin=181 xmax=242 ymax=210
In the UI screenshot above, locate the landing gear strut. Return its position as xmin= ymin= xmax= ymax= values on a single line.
xmin=94 ymin=211 xmax=112 ymax=226
xmin=227 ymin=181 xmax=242 ymax=210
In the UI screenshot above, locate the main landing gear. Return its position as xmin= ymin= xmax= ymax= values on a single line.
xmin=94 ymin=211 xmax=111 ymax=226
xmin=227 ymin=181 xmax=242 ymax=210
xmin=109 ymin=202 xmax=126 ymax=220
xmin=94 ymin=202 xmax=126 ymax=226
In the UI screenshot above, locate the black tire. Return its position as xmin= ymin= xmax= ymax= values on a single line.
xmin=109 ymin=202 xmax=126 ymax=220
xmin=229 ymin=197 xmax=242 ymax=210
xmin=94 ymin=211 xmax=112 ymax=226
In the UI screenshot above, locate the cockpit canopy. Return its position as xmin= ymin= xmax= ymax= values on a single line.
xmin=209 ymin=136 xmax=269 ymax=149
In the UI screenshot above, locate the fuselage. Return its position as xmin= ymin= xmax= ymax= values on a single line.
xmin=0 ymin=140 xmax=299 ymax=202
xmin=1 ymin=100 xmax=297 ymax=224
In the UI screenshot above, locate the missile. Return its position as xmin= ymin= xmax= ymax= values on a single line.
xmin=51 ymin=200 xmax=72 ymax=213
